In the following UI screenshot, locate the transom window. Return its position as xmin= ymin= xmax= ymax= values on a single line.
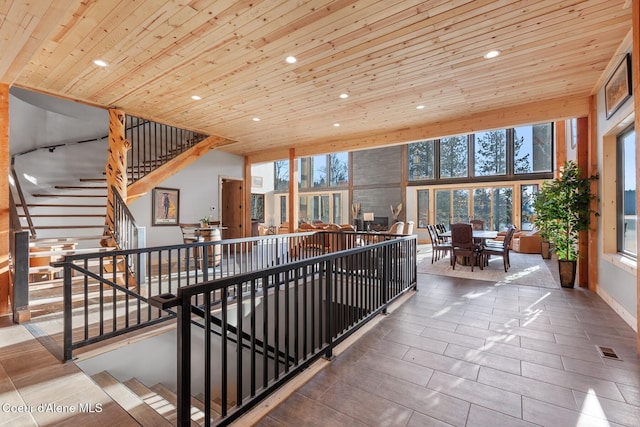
xmin=408 ymin=123 xmax=554 ymax=183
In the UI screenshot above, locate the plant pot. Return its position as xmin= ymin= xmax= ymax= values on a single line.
xmin=540 ymin=240 xmax=552 ymax=259
xmin=558 ymin=259 xmax=577 ymax=288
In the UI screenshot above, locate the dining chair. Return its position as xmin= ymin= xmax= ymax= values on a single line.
xmin=427 ymin=224 xmax=452 ymax=264
xmin=387 ymin=221 xmax=405 ymax=235
xmin=404 ymin=221 xmax=414 ymax=235
xmin=482 ymin=225 xmax=517 ymax=272
xmin=470 ymin=219 xmax=485 ymax=230
xmin=450 ymin=222 xmax=483 ymax=271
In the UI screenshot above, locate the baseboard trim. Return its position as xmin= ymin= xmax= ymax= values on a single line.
xmin=596 ymin=285 xmax=638 ymax=332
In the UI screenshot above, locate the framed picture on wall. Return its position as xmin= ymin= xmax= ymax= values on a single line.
xmin=152 ymin=187 xmax=179 ymax=225
xmin=605 ymin=53 xmax=632 ymax=119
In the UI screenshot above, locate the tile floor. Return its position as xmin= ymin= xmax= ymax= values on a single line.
xmin=1 ymin=269 xmax=639 ymax=426
xmin=258 ymin=274 xmax=640 ymax=427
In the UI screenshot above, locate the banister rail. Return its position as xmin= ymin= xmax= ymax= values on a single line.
xmin=54 ymin=230 xmax=406 ymax=361
xmin=10 ymin=160 xmax=36 ymax=238
xmin=149 ymin=234 xmax=417 ymax=426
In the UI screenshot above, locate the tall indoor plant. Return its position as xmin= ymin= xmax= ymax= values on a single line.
xmin=533 ymin=161 xmax=598 ymax=287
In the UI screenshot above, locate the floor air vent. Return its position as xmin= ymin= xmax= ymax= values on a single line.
xmin=596 ymin=345 xmax=622 ymax=361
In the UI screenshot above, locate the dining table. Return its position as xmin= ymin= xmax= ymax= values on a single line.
xmin=440 ymin=229 xmax=498 ymax=243
xmin=440 ymin=229 xmax=499 ymax=266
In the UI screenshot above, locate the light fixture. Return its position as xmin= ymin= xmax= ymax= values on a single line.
xmin=191 ymin=95 xmax=202 ymax=100
xmin=416 ymin=105 xmax=425 ymax=109
xmin=484 ymin=50 xmax=501 ymax=59
xmin=339 ymin=93 xmax=349 ymax=99
xmin=93 ymin=59 xmax=108 ymax=67
xmin=252 ymin=117 xmax=260 ymax=122
xmin=363 ymin=212 xmax=374 ymax=232
xmin=333 ymin=123 xmax=340 ymax=127
xmin=285 ymin=56 xmax=297 ymax=64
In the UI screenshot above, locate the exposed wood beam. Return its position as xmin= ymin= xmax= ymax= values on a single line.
xmin=126 ymin=135 xmax=234 ymax=203
xmin=247 ymin=96 xmax=590 ymax=164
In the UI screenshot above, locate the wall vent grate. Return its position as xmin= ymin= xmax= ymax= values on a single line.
xmin=596 ymin=345 xmax=622 ymax=361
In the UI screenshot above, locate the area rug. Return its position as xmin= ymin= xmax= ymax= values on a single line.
xmin=416 ymin=245 xmax=561 ymax=288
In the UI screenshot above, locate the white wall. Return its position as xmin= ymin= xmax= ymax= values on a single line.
xmin=594 ymin=47 xmax=637 ymax=330
xmin=129 ymin=150 xmax=244 ymax=248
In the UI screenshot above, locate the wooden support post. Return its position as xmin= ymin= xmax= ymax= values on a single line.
xmin=103 ymin=109 xmax=130 ymax=246
xmin=288 ymin=149 xmax=298 ymax=232
xmin=244 ymin=156 xmax=252 ymax=238
xmin=0 ymin=84 xmax=9 ymax=315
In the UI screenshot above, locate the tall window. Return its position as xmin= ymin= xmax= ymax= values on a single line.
xmin=297 ymin=152 xmax=349 ymax=188
xmin=251 ymin=194 xmax=265 ymax=222
xmin=329 ymin=152 xmax=349 ymax=186
xmin=408 ymin=140 xmax=435 ymax=180
xmin=274 ymin=160 xmax=289 ymax=191
xmin=439 ymin=135 xmax=468 ymax=178
xmin=521 ymin=184 xmax=538 ymax=231
xmin=417 ymin=190 xmax=429 ymax=227
xmin=514 ymin=124 xmax=553 ymax=173
xmin=435 ymin=190 xmax=451 ymax=226
xmin=618 ymin=126 xmax=636 ymax=257
xmin=472 ymin=188 xmax=492 ymax=225
xmin=474 ymin=130 xmax=507 ymax=176
xmin=492 ymin=187 xmax=513 ymax=231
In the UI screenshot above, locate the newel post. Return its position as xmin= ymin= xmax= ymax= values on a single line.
xmin=103 ymin=109 xmax=131 ymax=246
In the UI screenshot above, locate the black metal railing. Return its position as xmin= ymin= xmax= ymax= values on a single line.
xmin=54 ymin=231 xmax=406 ymax=361
xmin=126 ymin=116 xmax=208 ymax=183
xmin=149 ymin=234 xmax=417 ymax=426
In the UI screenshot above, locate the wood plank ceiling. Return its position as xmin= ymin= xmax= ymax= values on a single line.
xmin=0 ymin=0 xmax=632 ymax=161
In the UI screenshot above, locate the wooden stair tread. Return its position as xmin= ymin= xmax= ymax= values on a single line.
xmin=33 ymin=194 xmax=107 ymax=198
xmin=20 ymin=214 xmax=106 ymax=218
xmin=91 ymin=372 xmax=173 ymax=427
xmin=30 ymin=235 xmax=110 ymax=244
xmin=54 ymin=185 xmax=107 ymax=190
xmin=19 ymin=203 xmax=106 ymax=208
xmin=32 ymin=225 xmax=109 ymax=230
xmin=29 ymin=246 xmax=116 ymax=258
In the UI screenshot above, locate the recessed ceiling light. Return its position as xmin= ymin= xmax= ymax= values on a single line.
xmin=333 ymin=123 xmax=340 ymax=127
xmin=416 ymin=105 xmax=425 ymax=109
xmin=339 ymin=93 xmax=349 ymax=99
xmin=285 ymin=56 xmax=297 ymax=64
xmin=93 ymin=59 xmax=108 ymax=67
xmin=252 ymin=117 xmax=260 ymax=122
xmin=191 ymin=95 xmax=202 ymax=100
xmin=484 ymin=50 xmax=501 ymax=59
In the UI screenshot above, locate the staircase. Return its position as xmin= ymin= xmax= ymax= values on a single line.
xmin=92 ymin=371 xmax=223 ymax=426
xmin=13 ymin=173 xmax=119 ymax=318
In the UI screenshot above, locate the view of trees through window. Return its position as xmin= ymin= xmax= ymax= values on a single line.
xmin=409 ymin=123 xmax=553 ymax=182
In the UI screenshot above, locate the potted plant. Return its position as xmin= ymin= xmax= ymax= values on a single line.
xmin=533 ymin=161 xmax=598 ymax=287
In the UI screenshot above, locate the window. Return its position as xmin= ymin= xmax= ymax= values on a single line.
xmin=618 ymin=126 xmax=636 ymax=257
xmin=474 ymin=130 xmax=507 ymax=176
xmin=492 ymin=187 xmax=513 ymax=231
xmin=514 ymin=124 xmax=553 ymax=173
xmin=312 ymin=155 xmax=327 ymax=187
xmin=417 ymin=190 xmax=429 ymax=227
xmin=329 ymin=152 xmax=349 ymax=186
xmin=409 ymin=140 xmax=435 ymax=180
xmin=472 ymin=188 xmax=492 ymax=225
xmin=435 ymin=190 xmax=451 ymax=226
xmin=279 ymin=195 xmax=287 ymax=224
xmin=251 ymin=194 xmax=265 ymax=222
xmin=298 ymin=152 xmax=348 ymax=188
xmin=439 ymin=136 xmax=468 ymax=178
xmin=274 ymin=160 xmax=289 ymax=191
xmin=521 ymin=184 xmax=538 ymax=231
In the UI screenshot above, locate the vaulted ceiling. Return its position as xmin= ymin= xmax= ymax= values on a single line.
xmin=1 ymin=0 xmax=632 ymax=162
